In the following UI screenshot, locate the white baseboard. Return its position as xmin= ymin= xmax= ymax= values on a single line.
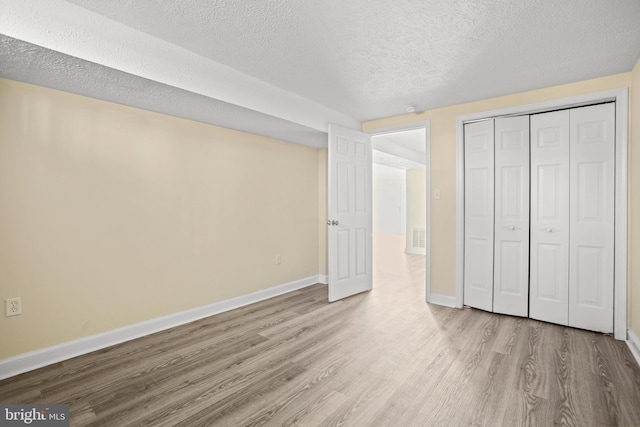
xmin=405 ymin=247 xmax=426 ymax=255
xmin=427 ymin=293 xmax=457 ymax=308
xmin=318 ymin=274 xmax=328 ymax=284
xmin=0 ymin=275 xmax=324 ymax=381
xmin=627 ymin=329 xmax=640 ymax=368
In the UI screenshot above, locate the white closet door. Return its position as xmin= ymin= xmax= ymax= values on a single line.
xmin=464 ymin=120 xmax=494 ymax=312
xmin=493 ymin=116 xmax=530 ymax=317
xmin=569 ymin=103 xmax=615 ymax=332
xmin=530 ymin=110 xmax=570 ymax=326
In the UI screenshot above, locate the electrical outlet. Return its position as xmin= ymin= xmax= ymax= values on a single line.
xmin=6 ymin=297 xmax=21 ymax=317
xmin=275 ymin=254 xmax=282 ymax=265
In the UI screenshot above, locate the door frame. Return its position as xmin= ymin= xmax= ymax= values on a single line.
xmin=455 ymin=88 xmax=629 ymax=340
xmin=368 ymin=121 xmax=432 ymax=302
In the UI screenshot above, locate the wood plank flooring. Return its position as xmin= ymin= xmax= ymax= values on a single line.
xmin=1 ymin=234 xmax=639 ymax=426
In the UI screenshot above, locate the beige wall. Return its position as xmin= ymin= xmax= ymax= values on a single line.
xmin=406 ymin=169 xmax=426 ymax=251
xmin=631 ymin=58 xmax=640 ymax=334
xmin=363 ymin=73 xmax=632 ymax=298
xmin=3 ymin=67 xmax=638 ymax=360
xmin=0 ymin=78 xmax=321 ymax=359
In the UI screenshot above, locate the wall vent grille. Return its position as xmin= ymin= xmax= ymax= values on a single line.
xmin=413 ymin=227 xmax=426 ymax=248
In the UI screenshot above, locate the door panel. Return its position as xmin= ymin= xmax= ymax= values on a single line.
xmin=537 ymin=165 xmax=562 ymax=220
xmin=355 ymin=227 xmax=367 ymax=275
xmin=468 ymin=168 xmax=490 ymax=217
xmin=337 ymin=229 xmax=350 ymax=280
xmin=498 ymin=240 xmax=521 ymax=292
xmin=328 ymin=125 xmax=372 ymax=302
xmin=463 ymin=120 xmax=494 ymax=312
xmin=536 ymin=243 xmax=563 ymax=300
xmin=493 ymin=116 xmax=529 ymax=316
xmin=569 ymin=103 xmax=615 ymax=332
xmin=530 ymin=110 xmax=570 ymax=326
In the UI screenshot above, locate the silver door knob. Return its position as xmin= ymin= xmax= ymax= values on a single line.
xmin=332 ymin=220 xmax=339 ymax=226
xmin=540 ymin=227 xmax=559 ymax=233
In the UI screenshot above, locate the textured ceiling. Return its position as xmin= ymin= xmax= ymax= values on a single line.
xmin=375 ymin=129 xmax=427 ymax=154
xmin=0 ymin=35 xmax=327 ymax=148
xmin=1 ymin=0 xmax=639 ymax=147
xmin=63 ymin=0 xmax=640 ymax=120
xmin=372 ymin=130 xmax=426 ymax=166
xmin=373 ymin=150 xmax=426 ymax=171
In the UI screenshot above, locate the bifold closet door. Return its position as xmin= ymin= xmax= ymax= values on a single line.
xmin=569 ymin=103 xmax=615 ymax=333
xmin=463 ymin=119 xmax=494 ymax=312
xmin=530 ymin=104 xmax=615 ymax=332
xmin=530 ymin=110 xmax=570 ymax=325
xmin=493 ymin=116 xmax=530 ymax=317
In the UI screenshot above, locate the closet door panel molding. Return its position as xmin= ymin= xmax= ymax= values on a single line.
xmin=493 ymin=116 xmax=530 ymax=317
xmin=529 ymin=110 xmax=570 ymax=326
xmin=463 ymin=120 xmax=494 ymax=312
xmin=569 ymin=103 xmax=615 ymax=333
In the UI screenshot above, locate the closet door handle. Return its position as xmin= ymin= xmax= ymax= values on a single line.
xmin=503 ymin=225 xmax=520 ymax=231
xmin=540 ymin=227 xmax=560 ymax=233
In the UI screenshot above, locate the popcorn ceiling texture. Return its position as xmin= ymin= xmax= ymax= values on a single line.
xmin=0 ymin=35 xmax=328 ymax=148
xmin=1 ymin=0 xmax=639 ymax=141
xmin=64 ymin=0 xmax=640 ymax=119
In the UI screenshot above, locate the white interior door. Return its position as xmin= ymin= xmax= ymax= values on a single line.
xmin=530 ymin=110 xmax=570 ymax=326
xmin=328 ymin=124 xmax=372 ymax=302
xmin=493 ymin=116 xmax=530 ymax=317
xmin=569 ymin=103 xmax=615 ymax=332
xmin=463 ymin=119 xmax=494 ymax=312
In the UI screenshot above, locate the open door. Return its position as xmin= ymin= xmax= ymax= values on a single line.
xmin=328 ymin=124 xmax=372 ymax=302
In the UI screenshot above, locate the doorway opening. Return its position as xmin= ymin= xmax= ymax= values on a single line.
xmin=371 ymin=126 xmax=429 ymax=300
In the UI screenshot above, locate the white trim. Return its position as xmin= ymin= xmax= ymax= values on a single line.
xmin=405 ymin=247 xmax=427 ymax=255
xmin=613 ymin=90 xmax=629 ymax=340
xmin=455 ymin=88 xmax=629 ymax=339
xmin=455 ymin=115 xmax=466 ymax=308
xmin=0 ymin=275 xmax=323 ymax=381
xmin=627 ymin=330 xmax=640 ymax=368
xmin=367 ymin=121 xmax=431 ymax=303
xmin=318 ymin=274 xmax=329 ymax=284
xmin=427 ymin=293 xmax=457 ymax=308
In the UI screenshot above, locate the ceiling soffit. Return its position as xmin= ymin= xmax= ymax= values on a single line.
xmin=1 ymin=0 xmax=639 ymax=145
xmin=0 ymin=0 xmax=358 ymax=135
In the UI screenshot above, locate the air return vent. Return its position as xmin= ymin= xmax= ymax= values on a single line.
xmin=413 ymin=227 xmax=426 ymax=249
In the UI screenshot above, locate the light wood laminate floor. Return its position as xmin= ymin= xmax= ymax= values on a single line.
xmin=1 ymin=234 xmax=639 ymax=426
